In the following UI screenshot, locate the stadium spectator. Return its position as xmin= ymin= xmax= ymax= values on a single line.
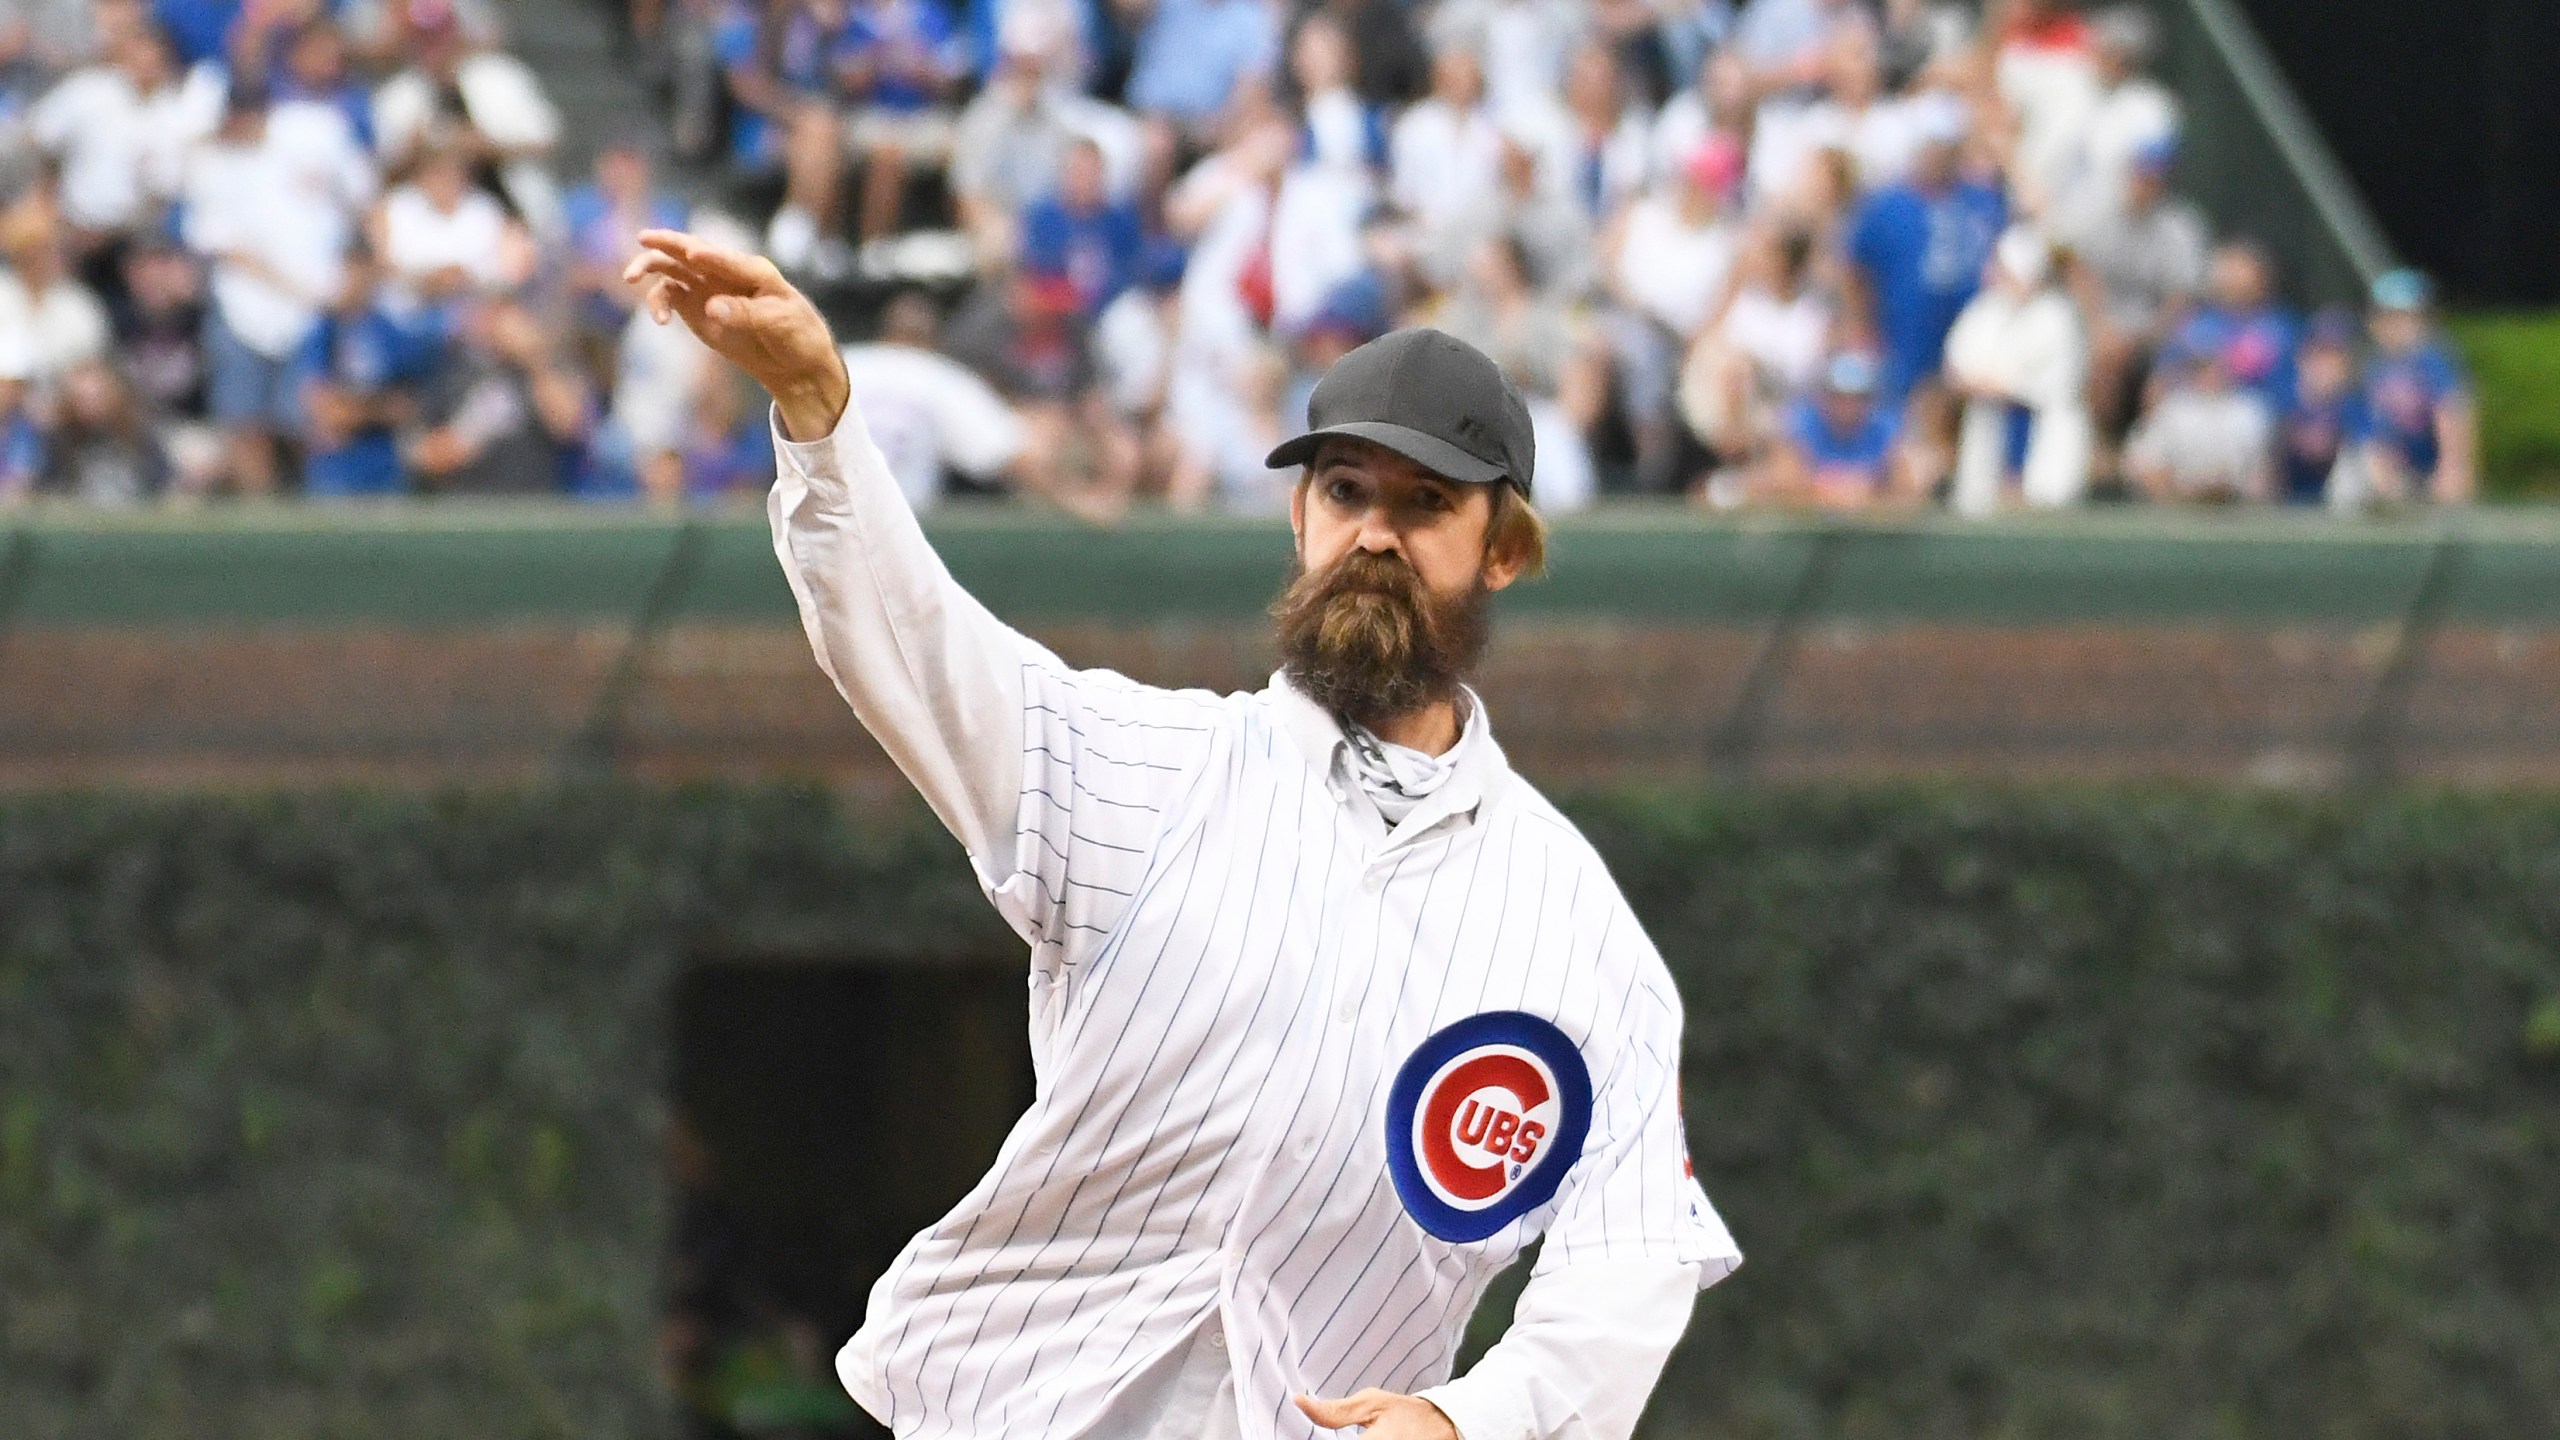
xmin=2063 ymin=134 xmax=2205 ymax=440
xmin=836 ymin=0 xmax=967 ymax=241
xmin=374 ymin=140 xmax=525 ymax=314
xmin=945 ymin=14 xmax=1137 ymax=265
xmin=108 ymin=235 xmax=206 ymax=429
xmin=2123 ymin=347 xmax=2271 ymax=505
xmin=0 ymin=189 xmax=113 ymax=392
xmin=296 ymin=247 xmax=438 ymax=498
xmin=1648 ymin=43 xmax=1750 ymax=188
xmin=182 ymin=84 xmax=343 ymax=495
xmin=1678 ymin=222 xmax=1831 ymax=463
xmin=1728 ymin=0 xmax=1868 ymax=93
xmin=372 ymin=0 xmax=562 ymax=229
xmin=1423 ymin=126 xmax=1592 ymax=299
xmin=1602 ymin=133 xmax=1743 ymax=492
xmin=1122 ymin=0 xmax=1277 ymax=136
xmin=1427 ymin=0 xmax=1582 ymax=117
xmin=1990 ymin=0 xmax=2097 ymax=217
xmin=1749 ymin=22 xmax=1929 ymax=213
xmin=2277 ymin=311 xmax=2358 ymax=507
xmin=670 ymin=353 xmax=774 ymax=501
xmin=1433 ymin=230 xmax=1602 ymax=509
xmin=1740 ymin=350 xmax=1911 ymax=510
xmin=2352 ymin=269 xmax=2475 ymax=506
xmin=406 ymin=296 xmax=594 ymax=494
xmin=43 ymin=355 xmax=164 ymax=501
xmin=562 ymin=136 xmax=691 ymax=340
xmin=24 ymin=22 xmax=213 ymax=247
xmin=1943 ymin=225 xmax=2089 ymax=513
xmin=1538 ymin=42 xmax=1651 ymax=224
xmin=2049 ymin=4 xmax=2178 ymax=230
xmin=2170 ymin=240 xmax=2299 ymax=412
xmin=1391 ymin=44 xmax=1504 ymax=247
xmin=1285 ymin=0 xmax=1425 ymax=108
xmin=832 ymin=292 xmax=1028 ymax=508
xmin=1843 ymin=94 xmax=2004 ymax=402
xmin=271 ymin=18 xmax=372 ymax=145
xmin=1016 ymin=136 xmax=1143 ymax=320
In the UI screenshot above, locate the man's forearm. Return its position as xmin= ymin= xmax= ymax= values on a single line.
xmin=1415 ymin=1258 xmax=1699 ymax=1440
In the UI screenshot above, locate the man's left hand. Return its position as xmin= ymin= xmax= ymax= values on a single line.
xmin=1294 ymin=1389 xmax=1461 ymax=1439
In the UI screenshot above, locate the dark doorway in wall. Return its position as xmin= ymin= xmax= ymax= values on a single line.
xmin=666 ymin=960 xmax=1033 ymax=1439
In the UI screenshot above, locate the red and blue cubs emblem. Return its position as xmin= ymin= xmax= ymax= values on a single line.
xmin=1385 ymin=1011 xmax=1592 ymax=1242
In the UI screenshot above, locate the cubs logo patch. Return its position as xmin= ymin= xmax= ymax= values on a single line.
xmin=1384 ymin=1011 xmax=1592 ymax=1242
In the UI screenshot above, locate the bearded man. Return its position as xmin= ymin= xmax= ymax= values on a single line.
xmin=625 ymin=231 xmax=1739 ymax=1440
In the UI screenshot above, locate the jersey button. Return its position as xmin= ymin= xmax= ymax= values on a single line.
xmin=1207 ymin=1328 xmax=1227 ymax=1352
xmin=1335 ymin=997 xmax=1357 ymax=1025
xmin=1294 ymin=1133 xmax=1318 ymax=1158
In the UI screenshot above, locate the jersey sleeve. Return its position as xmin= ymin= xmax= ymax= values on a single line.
xmin=768 ymin=399 xmax=1215 ymax=975
xmin=1536 ymin=920 xmax=1740 ymax=1286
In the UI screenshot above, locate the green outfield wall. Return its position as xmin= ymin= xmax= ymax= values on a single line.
xmin=12 ymin=505 xmax=2560 ymax=629
xmin=4 ymin=786 xmax=2555 ymax=1440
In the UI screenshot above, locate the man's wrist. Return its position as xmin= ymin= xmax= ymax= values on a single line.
xmin=773 ymin=356 xmax=852 ymax=443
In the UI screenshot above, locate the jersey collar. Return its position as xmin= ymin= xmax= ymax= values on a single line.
xmin=1264 ymin=670 xmax=1513 ymax=846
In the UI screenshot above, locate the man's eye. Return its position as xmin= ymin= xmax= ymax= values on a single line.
xmin=1327 ymin=479 xmax=1362 ymax=503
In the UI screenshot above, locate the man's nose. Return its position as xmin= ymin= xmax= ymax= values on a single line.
xmin=1353 ymin=506 xmax=1402 ymax=555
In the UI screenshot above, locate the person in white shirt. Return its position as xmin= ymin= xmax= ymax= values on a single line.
xmin=837 ymin=291 xmax=1035 ymax=509
xmin=1678 ymin=223 xmax=1833 ymax=460
xmin=373 ymin=143 xmax=528 ymax=315
xmin=24 ymin=24 xmax=221 ymax=242
xmin=1602 ymin=135 xmax=1744 ymax=491
xmin=2047 ymin=5 xmax=2180 ymax=231
xmin=182 ymin=84 xmax=356 ymax=494
xmin=625 ymin=229 xmax=1737 ymax=1440
xmin=0 ymin=192 xmax=112 ymax=395
xmin=2123 ymin=348 xmax=2273 ymax=505
xmin=1943 ymin=225 xmax=2092 ymax=513
xmin=1747 ymin=23 xmax=1929 ymax=208
xmin=1390 ymin=45 xmax=1506 ymax=245
xmin=371 ymin=4 xmax=563 ymax=232
xmin=1425 ymin=0 xmax=1584 ymax=118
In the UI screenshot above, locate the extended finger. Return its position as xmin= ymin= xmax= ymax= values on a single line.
xmin=643 ymin=276 xmax=695 ymax=325
xmin=637 ymin=229 xmax=778 ymax=289
xmin=624 ymin=248 xmax=707 ymax=289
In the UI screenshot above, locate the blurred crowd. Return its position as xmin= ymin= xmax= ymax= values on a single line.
xmin=0 ymin=0 xmax=2479 ymax=514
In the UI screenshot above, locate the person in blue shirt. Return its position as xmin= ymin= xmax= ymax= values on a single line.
xmin=153 ymin=0 xmax=240 ymax=66
xmin=562 ymin=138 xmax=691 ymax=338
xmin=2167 ymin=240 xmax=2300 ymax=413
xmin=294 ymin=251 xmax=445 ymax=499
xmin=1845 ymin=97 xmax=2007 ymax=404
xmin=1018 ymin=137 xmax=1144 ymax=319
xmin=2355 ymin=268 xmax=2475 ymax=504
xmin=2276 ymin=311 xmax=2362 ymax=506
xmin=1756 ymin=352 xmax=1911 ymax=509
xmin=715 ymin=0 xmax=852 ymax=171
xmin=834 ymin=0 xmax=966 ymax=240
xmin=1123 ymin=0 xmax=1278 ymax=135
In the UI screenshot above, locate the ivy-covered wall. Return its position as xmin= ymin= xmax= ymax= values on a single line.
xmin=3 ymin=788 xmax=2556 ymax=1439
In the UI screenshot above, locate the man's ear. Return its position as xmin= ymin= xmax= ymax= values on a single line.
xmin=1289 ymin=476 xmax=1307 ymax=552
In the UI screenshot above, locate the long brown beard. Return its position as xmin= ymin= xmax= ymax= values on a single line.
xmin=1272 ymin=550 xmax=1493 ymax=732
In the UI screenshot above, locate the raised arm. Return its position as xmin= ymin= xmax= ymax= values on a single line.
xmin=623 ymin=230 xmax=1025 ymax=870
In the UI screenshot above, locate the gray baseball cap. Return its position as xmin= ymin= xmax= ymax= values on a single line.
xmin=1265 ymin=327 xmax=1538 ymax=496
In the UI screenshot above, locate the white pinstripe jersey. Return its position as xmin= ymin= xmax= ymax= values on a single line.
xmin=769 ymin=402 xmax=1737 ymax=1440
xmin=834 ymin=659 xmax=1735 ymax=1438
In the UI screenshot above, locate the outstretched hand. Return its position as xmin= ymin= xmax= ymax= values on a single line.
xmin=1295 ymin=1389 xmax=1461 ymax=1439
xmin=622 ymin=229 xmax=850 ymax=441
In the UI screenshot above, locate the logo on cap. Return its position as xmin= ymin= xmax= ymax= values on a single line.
xmin=1385 ymin=1012 xmax=1591 ymax=1242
